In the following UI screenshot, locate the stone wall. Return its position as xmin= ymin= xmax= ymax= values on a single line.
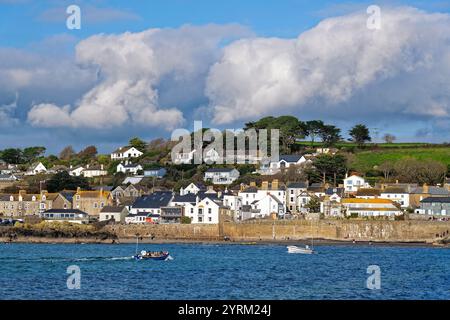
xmin=107 ymin=220 xmax=450 ymax=243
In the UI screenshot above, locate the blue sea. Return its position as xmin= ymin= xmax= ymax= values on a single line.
xmin=0 ymin=243 xmax=448 ymax=300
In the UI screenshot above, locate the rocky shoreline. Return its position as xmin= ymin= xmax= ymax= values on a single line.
xmin=2 ymin=236 xmax=448 ymax=248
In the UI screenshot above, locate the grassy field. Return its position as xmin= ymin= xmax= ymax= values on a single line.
xmin=297 ymin=141 xmax=435 ymax=148
xmin=296 ymin=141 xmax=450 ymax=172
xmin=352 ymin=147 xmax=450 ymax=172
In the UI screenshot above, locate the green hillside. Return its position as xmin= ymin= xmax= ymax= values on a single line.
xmin=352 ymin=147 xmax=450 ymax=172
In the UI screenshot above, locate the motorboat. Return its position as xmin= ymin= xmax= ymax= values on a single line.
xmin=287 ymin=245 xmax=314 ymax=254
xmin=133 ymin=250 xmax=170 ymax=261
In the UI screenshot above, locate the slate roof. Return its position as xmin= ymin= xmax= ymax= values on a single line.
xmin=101 ymin=206 xmax=126 ymax=213
xmin=240 ymin=186 xmax=258 ymax=193
xmin=43 ymin=209 xmax=88 ymax=215
xmin=132 ymin=191 xmax=173 ymax=209
xmin=287 ymin=182 xmax=308 ymax=189
xmin=356 ymin=188 xmax=381 ymax=197
xmin=325 ymin=187 xmax=345 ymax=196
xmin=205 ymin=168 xmax=236 ymax=173
xmin=411 ymin=187 xmax=450 ymax=196
xmin=420 ymin=197 xmax=450 ymax=203
xmin=279 ymin=155 xmax=302 ymax=163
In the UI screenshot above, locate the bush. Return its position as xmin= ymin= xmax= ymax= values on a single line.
xmin=181 ymin=216 xmax=192 ymax=224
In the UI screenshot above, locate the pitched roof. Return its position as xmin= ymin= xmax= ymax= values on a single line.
xmin=279 ymin=154 xmax=302 ymax=163
xmin=43 ymin=209 xmax=88 ymax=215
xmin=381 ymin=187 xmax=408 ymax=194
xmin=325 ymin=187 xmax=345 ymax=196
xmin=240 ymin=186 xmax=258 ymax=193
xmin=342 ymin=198 xmax=394 ymax=204
xmin=101 ymin=206 xmax=126 ymax=213
xmin=411 ymin=186 xmax=450 ymax=196
xmin=132 ymin=191 xmax=173 ymax=209
xmin=75 ymin=190 xmax=110 ymax=198
xmin=420 ymin=197 xmax=450 ymax=203
xmin=356 ymin=188 xmax=381 ymax=197
xmin=206 ymin=168 xmax=236 ymax=173
xmin=287 ymin=182 xmax=308 ymax=189
xmin=112 ymin=146 xmax=134 ymax=154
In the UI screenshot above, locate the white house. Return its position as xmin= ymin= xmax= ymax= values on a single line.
xmin=111 ymin=146 xmax=143 ymax=160
xmin=82 ymin=165 xmax=107 ymax=178
xmin=180 ymin=183 xmax=206 ymax=195
xmin=204 ymin=148 xmax=221 ymax=164
xmin=129 ymin=191 xmax=173 ymax=216
xmin=344 ymin=175 xmax=370 ymax=193
xmin=286 ymin=182 xmax=308 ymax=213
xmin=69 ymin=165 xmax=85 ymax=177
xmin=238 ymin=180 xmax=286 ymax=216
xmin=26 ymin=162 xmax=47 ymax=175
xmin=173 ymin=149 xmax=196 ymax=164
xmin=184 ymin=196 xmax=222 ymax=224
xmin=125 ymin=212 xmax=149 ymax=224
xmin=204 ymin=168 xmax=240 ymax=185
xmin=99 ymin=206 xmax=129 ymax=223
xmin=341 ymin=198 xmax=402 ymax=217
xmin=380 ymin=187 xmax=410 ymax=209
xmin=116 ymin=163 xmax=143 ymax=175
xmin=259 ymin=154 xmax=308 ymax=175
xmin=41 ymin=209 xmax=89 ymax=224
xmin=251 ymin=193 xmax=285 ymax=218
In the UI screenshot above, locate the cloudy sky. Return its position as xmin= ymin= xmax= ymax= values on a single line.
xmin=1 ymin=0 xmax=450 ymax=154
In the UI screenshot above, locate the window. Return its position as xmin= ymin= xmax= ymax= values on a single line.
xmin=198 ymin=217 xmax=203 ymax=222
xmin=208 ymin=217 xmax=212 ymax=222
xmin=208 ymin=208 xmax=212 ymax=214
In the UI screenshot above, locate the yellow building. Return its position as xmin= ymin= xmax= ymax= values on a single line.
xmin=72 ymin=188 xmax=113 ymax=217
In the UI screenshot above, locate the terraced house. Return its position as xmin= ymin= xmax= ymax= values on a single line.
xmin=72 ymin=188 xmax=113 ymax=217
xmin=0 ymin=190 xmax=70 ymax=217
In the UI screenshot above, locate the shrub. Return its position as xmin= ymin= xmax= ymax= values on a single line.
xmin=181 ymin=216 xmax=192 ymax=224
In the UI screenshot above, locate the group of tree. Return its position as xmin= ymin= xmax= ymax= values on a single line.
xmin=377 ymin=158 xmax=447 ymax=185
xmin=244 ymin=116 xmax=375 ymax=153
xmin=0 ymin=147 xmax=46 ymax=164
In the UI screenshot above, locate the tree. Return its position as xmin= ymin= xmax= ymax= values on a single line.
xmin=378 ymin=161 xmax=395 ymax=180
xmin=313 ymin=154 xmax=347 ymax=185
xmin=245 ymin=116 xmax=306 ymax=153
xmin=349 ymin=124 xmax=371 ymax=147
xmin=129 ymin=137 xmax=147 ymax=152
xmin=306 ymin=196 xmax=321 ymax=213
xmin=383 ymin=134 xmax=396 ymax=144
xmin=46 ymin=171 xmax=90 ymax=193
xmin=59 ymin=146 xmax=76 ymax=160
xmin=305 ymin=120 xmax=325 ymax=146
xmin=319 ymin=125 xmax=341 ymax=147
xmin=0 ymin=148 xmax=23 ymax=164
xmin=78 ymin=145 xmax=98 ymax=160
xmin=22 ymin=147 xmax=46 ymax=163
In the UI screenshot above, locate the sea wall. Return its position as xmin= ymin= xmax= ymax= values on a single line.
xmin=105 ymin=220 xmax=450 ymax=243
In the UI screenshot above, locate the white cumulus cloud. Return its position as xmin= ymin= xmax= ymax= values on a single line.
xmin=206 ymin=7 xmax=450 ymax=127
xmin=28 ymin=24 xmax=251 ymax=130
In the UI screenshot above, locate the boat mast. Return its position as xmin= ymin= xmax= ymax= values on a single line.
xmin=135 ymin=234 xmax=140 ymax=255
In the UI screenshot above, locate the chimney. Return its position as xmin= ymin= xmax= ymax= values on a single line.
xmin=272 ymin=179 xmax=279 ymax=190
xmin=77 ymin=187 xmax=81 ymax=193
xmin=19 ymin=190 xmax=26 ymax=196
xmin=86 ymin=164 xmax=90 ymax=169
xmin=101 ymin=164 xmax=104 ymax=170
xmin=240 ymin=184 xmax=245 ymax=192
xmin=262 ymin=181 xmax=269 ymax=190
xmin=250 ymin=181 xmax=256 ymax=187
xmin=423 ymin=183 xmax=429 ymax=194
xmin=196 ymin=195 xmax=200 ymax=205
xmin=396 ymin=180 xmax=399 ymax=184
xmin=70 ymin=165 xmax=73 ymax=169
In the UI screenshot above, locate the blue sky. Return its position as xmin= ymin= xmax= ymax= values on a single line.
xmin=1 ymin=0 xmax=450 ymax=153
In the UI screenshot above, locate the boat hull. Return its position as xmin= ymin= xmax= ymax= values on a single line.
xmin=133 ymin=253 xmax=170 ymax=261
xmin=287 ymin=246 xmax=314 ymax=254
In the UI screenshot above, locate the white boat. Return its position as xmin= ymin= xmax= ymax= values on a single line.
xmin=287 ymin=219 xmax=316 ymax=254
xmin=287 ymin=245 xmax=314 ymax=254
